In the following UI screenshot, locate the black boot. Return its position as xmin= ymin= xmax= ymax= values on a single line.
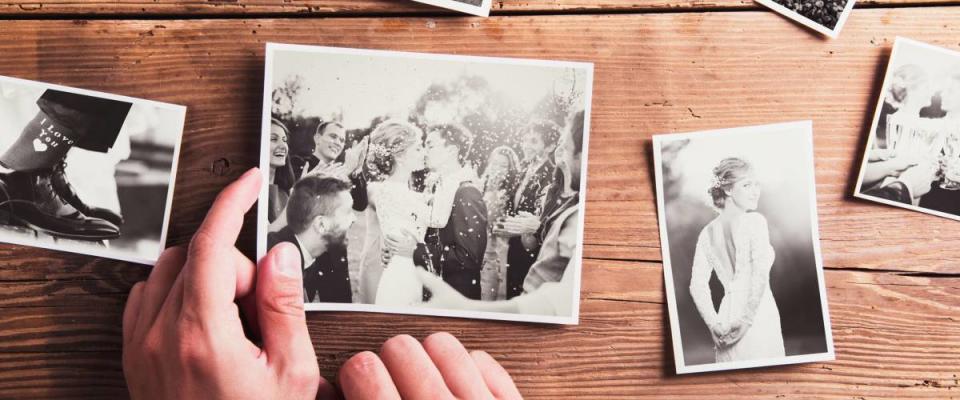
xmin=51 ymin=161 xmax=124 ymax=227
xmin=0 ymin=169 xmax=120 ymax=240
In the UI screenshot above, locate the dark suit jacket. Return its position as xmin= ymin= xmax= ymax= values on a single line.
xmin=267 ymin=227 xmax=352 ymax=303
xmin=863 ymin=181 xmax=912 ymax=204
xmin=505 ymin=160 xmax=555 ymax=299
xmin=415 ymin=182 xmax=488 ymax=300
xmin=291 ymin=154 xmax=319 ymax=181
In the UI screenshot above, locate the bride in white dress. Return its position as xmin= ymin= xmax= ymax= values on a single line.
xmin=689 ymin=157 xmax=785 ymax=363
xmin=357 ymin=120 xmax=430 ymax=306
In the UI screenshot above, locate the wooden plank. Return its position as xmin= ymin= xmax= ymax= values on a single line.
xmin=0 ymin=0 xmax=776 ymax=15
xmin=0 ymin=10 xmax=954 ymax=398
xmin=0 ymin=10 xmax=953 ymax=272
xmin=0 ymin=263 xmax=955 ymax=398
xmin=1 ymin=0 xmax=959 ymax=16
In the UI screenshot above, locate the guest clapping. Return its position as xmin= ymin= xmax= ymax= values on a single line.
xmin=500 ymin=121 xmax=560 ymax=299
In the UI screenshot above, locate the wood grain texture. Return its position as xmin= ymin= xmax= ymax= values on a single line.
xmin=0 ymin=0 xmax=957 ymax=16
xmin=0 ymin=8 xmax=955 ymax=399
xmin=0 ymin=263 xmax=955 ymax=398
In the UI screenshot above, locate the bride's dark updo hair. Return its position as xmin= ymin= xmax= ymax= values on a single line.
xmin=363 ymin=119 xmax=424 ymax=182
xmin=709 ymin=157 xmax=752 ymax=209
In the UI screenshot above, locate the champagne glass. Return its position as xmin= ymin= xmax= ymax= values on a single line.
xmin=940 ymin=130 xmax=960 ymax=190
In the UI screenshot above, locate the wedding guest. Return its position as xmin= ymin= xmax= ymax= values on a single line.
xmin=520 ymin=112 xmax=584 ymax=293
xmin=479 ymin=146 xmax=520 ymax=301
xmin=875 ymin=64 xmax=929 ymax=148
xmin=501 ymin=120 xmax=560 ymax=299
xmin=268 ymin=175 xmax=357 ymax=303
xmin=292 ymin=121 xmax=347 ymax=179
xmin=408 ymin=123 xmax=488 ymax=300
xmin=415 ymin=110 xmax=586 ymax=316
xmin=268 ymin=122 xmax=370 ymax=303
xmin=268 ymin=118 xmax=296 ymax=223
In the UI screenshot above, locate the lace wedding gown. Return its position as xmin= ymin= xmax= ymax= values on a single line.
xmin=689 ymin=212 xmax=785 ymax=362
xmin=368 ymin=181 xmax=429 ymax=306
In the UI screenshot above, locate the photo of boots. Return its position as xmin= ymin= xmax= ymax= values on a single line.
xmin=0 ymin=77 xmax=185 ymax=265
xmin=0 ymin=89 xmax=131 ymax=240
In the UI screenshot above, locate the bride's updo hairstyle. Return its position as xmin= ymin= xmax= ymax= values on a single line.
xmin=709 ymin=157 xmax=752 ymax=209
xmin=363 ymin=119 xmax=424 ymax=182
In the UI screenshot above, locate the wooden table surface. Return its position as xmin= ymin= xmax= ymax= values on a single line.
xmin=0 ymin=1 xmax=958 ymax=398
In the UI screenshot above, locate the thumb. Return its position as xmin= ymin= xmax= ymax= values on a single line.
xmin=256 ymin=242 xmax=318 ymax=371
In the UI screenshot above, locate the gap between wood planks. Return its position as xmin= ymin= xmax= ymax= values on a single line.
xmin=0 ymin=0 xmax=958 ymax=20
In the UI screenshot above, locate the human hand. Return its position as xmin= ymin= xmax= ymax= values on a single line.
xmin=343 ymin=136 xmax=369 ymax=176
xmin=122 ymin=168 xmax=331 ymax=400
xmin=862 ymin=154 xmax=919 ymax=187
xmin=896 ymin=162 xmax=939 ymax=199
xmin=709 ymin=321 xmax=729 ymax=344
xmin=867 ymin=148 xmax=897 ymax=162
xmin=720 ymin=320 xmax=749 ymax=347
xmin=338 ymin=332 xmax=522 ymax=400
xmin=309 ymin=162 xmax=350 ymax=180
xmin=381 ymin=229 xmax=419 ymax=266
xmin=493 ymin=212 xmax=540 ymax=237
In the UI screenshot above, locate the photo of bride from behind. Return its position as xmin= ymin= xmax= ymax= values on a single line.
xmin=690 ymin=157 xmax=785 ymax=363
xmin=654 ymin=121 xmax=833 ymax=373
xmin=357 ymin=120 xmax=430 ymax=307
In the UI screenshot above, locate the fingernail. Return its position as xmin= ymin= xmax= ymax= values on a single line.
xmin=275 ymin=243 xmax=301 ymax=278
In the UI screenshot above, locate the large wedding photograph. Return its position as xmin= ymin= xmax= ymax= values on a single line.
xmin=0 ymin=76 xmax=184 ymax=265
xmin=653 ymin=121 xmax=834 ymax=373
xmin=854 ymin=37 xmax=960 ymax=221
xmin=258 ymin=43 xmax=593 ymax=324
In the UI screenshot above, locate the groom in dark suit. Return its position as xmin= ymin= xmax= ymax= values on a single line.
xmin=267 ymin=175 xmax=357 ymax=303
xmin=387 ymin=124 xmax=488 ymax=300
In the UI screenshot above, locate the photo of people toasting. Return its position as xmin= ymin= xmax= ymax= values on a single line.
xmin=258 ymin=44 xmax=593 ymax=324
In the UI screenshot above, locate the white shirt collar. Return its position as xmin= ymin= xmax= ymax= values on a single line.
xmin=292 ymin=233 xmax=315 ymax=269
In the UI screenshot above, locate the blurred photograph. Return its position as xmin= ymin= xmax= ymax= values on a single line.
xmin=258 ymin=43 xmax=593 ymax=324
xmin=411 ymin=0 xmax=491 ymax=17
xmin=855 ymin=37 xmax=960 ymax=221
xmin=755 ymin=0 xmax=854 ymax=38
xmin=0 ymin=76 xmax=184 ymax=265
xmin=653 ymin=121 xmax=834 ymax=374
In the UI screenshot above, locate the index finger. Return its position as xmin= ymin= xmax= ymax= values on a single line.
xmin=183 ymin=167 xmax=262 ymax=311
xmin=190 ymin=167 xmax=262 ymax=257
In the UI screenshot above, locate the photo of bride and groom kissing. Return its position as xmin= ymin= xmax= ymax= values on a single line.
xmin=259 ymin=44 xmax=592 ymax=324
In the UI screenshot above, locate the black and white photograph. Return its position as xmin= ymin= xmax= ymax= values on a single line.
xmin=653 ymin=121 xmax=834 ymax=374
xmin=410 ymin=0 xmax=491 ymax=17
xmin=854 ymin=37 xmax=960 ymax=221
xmin=258 ymin=43 xmax=592 ymax=324
xmin=0 ymin=76 xmax=184 ymax=265
xmin=755 ymin=0 xmax=855 ymax=38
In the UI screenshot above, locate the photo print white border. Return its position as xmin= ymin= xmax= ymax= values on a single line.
xmin=854 ymin=37 xmax=960 ymax=222
xmin=755 ymin=0 xmax=856 ymax=39
xmin=411 ymin=0 xmax=492 ymax=17
xmin=0 ymin=75 xmax=185 ymax=266
xmin=258 ymin=42 xmax=594 ymax=325
xmin=652 ymin=120 xmax=835 ymax=374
